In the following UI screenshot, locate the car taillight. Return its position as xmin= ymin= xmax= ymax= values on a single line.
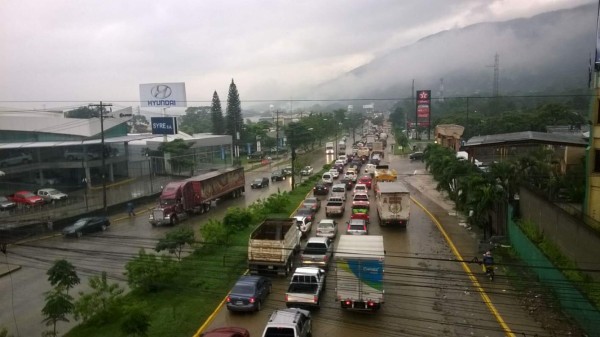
xmin=249 ymin=297 xmax=255 ymax=304
xmin=345 ymin=300 xmax=351 ymax=306
xmin=285 ymin=294 xmax=289 ymax=302
xmin=226 ymin=296 xmax=231 ymax=303
xmin=314 ymin=295 xmax=318 ymax=303
xmin=367 ymin=300 xmax=375 ymax=307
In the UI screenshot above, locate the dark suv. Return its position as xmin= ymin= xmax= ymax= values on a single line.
xmin=271 ymin=170 xmax=285 ymax=182
xmin=409 ymin=151 xmax=424 ymax=161
xmin=251 ymin=177 xmax=270 ymax=189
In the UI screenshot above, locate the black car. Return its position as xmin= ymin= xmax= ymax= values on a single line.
xmin=340 ymin=177 xmax=354 ymax=190
xmin=62 ymin=216 xmax=110 ymax=238
xmin=251 ymin=177 xmax=270 ymax=189
xmin=409 ymin=151 xmax=424 ymax=161
xmin=226 ymin=275 xmax=272 ymax=312
xmin=271 ymin=170 xmax=285 ymax=181
xmin=0 ymin=196 xmax=17 ymax=211
xmin=313 ymin=182 xmax=329 ymax=196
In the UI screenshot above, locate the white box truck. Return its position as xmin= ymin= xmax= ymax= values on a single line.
xmin=375 ymin=181 xmax=410 ymax=226
xmin=335 ymin=235 xmax=385 ymax=311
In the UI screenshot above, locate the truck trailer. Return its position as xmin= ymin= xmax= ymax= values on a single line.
xmin=248 ymin=218 xmax=301 ymax=276
xmin=335 ymin=235 xmax=385 ymax=311
xmin=149 ymin=167 xmax=245 ymax=226
xmin=375 ymin=181 xmax=410 ymax=226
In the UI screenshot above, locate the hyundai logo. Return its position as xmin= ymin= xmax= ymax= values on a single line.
xmin=151 ymin=85 xmax=172 ymax=99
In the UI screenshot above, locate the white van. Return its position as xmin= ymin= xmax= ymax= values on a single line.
xmin=322 ymin=172 xmax=333 ymax=185
xmin=325 ymin=142 xmax=334 ymax=154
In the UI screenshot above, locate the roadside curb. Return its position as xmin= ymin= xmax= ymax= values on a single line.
xmin=0 ymin=264 xmax=21 ymax=277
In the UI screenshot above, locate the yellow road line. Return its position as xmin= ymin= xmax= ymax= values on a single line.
xmin=411 ymin=197 xmax=516 ymax=337
xmin=192 ymin=178 xmax=316 ymax=337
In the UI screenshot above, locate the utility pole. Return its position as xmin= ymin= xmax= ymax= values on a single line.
xmin=411 ymin=79 xmax=416 ymax=139
xmin=275 ymin=110 xmax=280 ymax=158
xmin=89 ymin=101 xmax=112 ymax=215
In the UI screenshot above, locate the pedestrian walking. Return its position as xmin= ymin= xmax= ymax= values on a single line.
xmin=127 ymin=202 xmax=136 ymax=217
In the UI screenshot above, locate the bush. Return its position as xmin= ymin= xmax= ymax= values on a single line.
xmin=120 ymin=305 xmax=150 ymax=337
xmin=74 ymin=272 xmax=124 ymax=324
xmin=199 ymin=219 xmax=228 ymax=245
xmin=125 ymin=249 xmax=178 ymax=293
xmin=223 ymin=208 xmax=254 ymax=232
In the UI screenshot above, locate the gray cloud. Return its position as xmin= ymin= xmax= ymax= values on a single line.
xmin=0 ymin=0 xmax=593 ymax=109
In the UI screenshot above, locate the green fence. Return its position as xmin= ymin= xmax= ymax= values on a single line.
xmin=508 ymin=206 xmax=600 ymax=337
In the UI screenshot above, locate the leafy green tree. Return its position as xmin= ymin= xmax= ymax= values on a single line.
xmin=223 ymin=208 xmax=254 ymax=232
xmin=0 ymin=327 xmax=13 ymax=337
xmin=120 ymin=305 xmax=150 ymax=337
xmin=199 ymin=219 xmax=228 ymax=245
xmin=73 ymin=271 xmax=124 ymax=324
xmin=210 ymin=91 xmax=225 ymax=135
xmin=65 ymin=107 xmax=97 ymax=119
xmin=226 ymin=79 xmax=243 ymax=148
xmin=41 ymin=289 xmax=74 ymax=337
xmin=125 ymin=249 xmax=178 ymax=293
xmin=179 ymin=106 xmax=212 ymax=134
xmin=155 ymin=228 xmax=195 ymax=261
xmin=158 ymin=138 xmax=194 ymax=174
xmin=47 ymin=259 xmax=80 ymax=294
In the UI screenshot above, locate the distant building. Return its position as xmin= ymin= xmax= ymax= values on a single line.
xmin=434 ymin=124 xmax=464 ymax=152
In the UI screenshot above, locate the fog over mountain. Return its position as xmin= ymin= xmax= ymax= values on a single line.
xmin=311 ymin=3 xmax=596 ymax=101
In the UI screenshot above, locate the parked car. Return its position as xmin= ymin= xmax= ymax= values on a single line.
xmin=251 ymin=177 xmax=270 ymax=189
xmin=62 ymin=216 xmax=110 ymax=238
xmin=64 ymin=149 xmax=101 ymax=161
xmin=358 ymin=175 xmax=373 ymax=189
xmin=271 ymin=170 xmax=285 ymax=181
xmin=0 ymin=152 xmax=33 ymax=167
xmin=346 ymin=218 xmax=368 ymax=235
xmin=302 ymin=197 xmax=321 ymax=212
xmin=226 ymin=275 xmax=272 ymax=312
xmin=0 ymin=196 xmax=17 ymax=211
xmin=409 ymin=151 xmax=424 ymax=161
xmin=7 ymin=190 xmax=44 ymax=207
xmin=313 ymin=182 xmax=329 ymax=196
xmin=300 ymin=166 xmax=314 ymax=176
xmin=315 ymin=219 xmax=337 ymax=239
xmin=295 ymin=206 xmax=315 ymax=222
xmin=36 ymin=188 xmax=68 ymax=203
xmin=262 ymin=308 xmax=312 ymax=337
xmin=201 ymin=327 xmax=250 ymax=337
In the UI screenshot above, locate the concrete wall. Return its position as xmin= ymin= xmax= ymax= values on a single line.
xmin=519 ymin=186 xmax=600 ymax=279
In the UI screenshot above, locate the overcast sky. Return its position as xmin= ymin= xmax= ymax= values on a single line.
xmin=0 ymin=0 xmax=593 ymax=111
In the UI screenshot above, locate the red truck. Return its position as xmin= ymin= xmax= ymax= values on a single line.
xmin=149 ymin=167 xmax=245 ymax=226
xmin=7 ymin=190 xmax=45 ymax=207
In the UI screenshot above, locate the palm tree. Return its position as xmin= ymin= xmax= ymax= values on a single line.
xmin=468 ymin=183 xmax=505 ymax=239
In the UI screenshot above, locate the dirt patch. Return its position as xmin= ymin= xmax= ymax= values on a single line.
xmin=500 ymin=252 xmax=587 ymax=336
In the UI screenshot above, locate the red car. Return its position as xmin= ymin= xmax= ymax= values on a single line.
xmin=200 ymin=327 xmax=250 ymax=337
xmin=358 ymin=175 xmax=373 ymax=189
xmin=7 ymin=190 xmax=44 ymax=206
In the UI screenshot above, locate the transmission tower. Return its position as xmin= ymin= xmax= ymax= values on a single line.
xmin=487 ymin=53 xmax=500 ymax=97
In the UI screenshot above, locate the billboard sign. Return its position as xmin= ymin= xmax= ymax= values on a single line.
xmin=151 ymin=117 xmax=178 ymax=135
xmin=415 ymin=90 xmax=431 ymax=119
xmin=140 ymin=82 xmax=187 ymax=108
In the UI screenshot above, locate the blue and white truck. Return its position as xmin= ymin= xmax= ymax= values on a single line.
xmin=334 ymin=235 xmax=385 ymax=311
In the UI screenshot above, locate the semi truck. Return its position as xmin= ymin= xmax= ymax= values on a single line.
xmin=149 ymin=167 xmax=245 ymax=226
xmin=375 ymin=181 xmax=410 ymax=226
xmin=335 ymin=235 xmax=385 ymax=311
xmin=248 ymin=218 xmax=301 ymax=276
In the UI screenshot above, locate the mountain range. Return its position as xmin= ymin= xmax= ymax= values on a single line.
xmin=311 ymin=3 xmax=597 ymax=101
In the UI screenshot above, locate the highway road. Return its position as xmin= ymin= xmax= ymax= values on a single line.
xmin=0 ymin=142 xmax=554 ymax=337
xmin=0 ymin=151 xmax=329 ymax=337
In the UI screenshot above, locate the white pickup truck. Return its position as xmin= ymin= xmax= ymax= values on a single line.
xmin=285 ymin=267 xmax=326 ymax=308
